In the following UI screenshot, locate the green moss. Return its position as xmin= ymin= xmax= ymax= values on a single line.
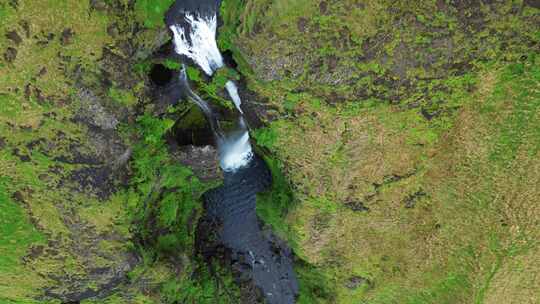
xmin=134 ymin=0 xmax=175 ymax=29
xmin=163 ymin=59 xmax=181 ymax=70
xmin=186 ymin=66 xmax=236 ymax=110
xmin=255 ymin=155 xmax=294 ymax=239
xmin=295 ymin=261 xmax=336 ymax=304
xmin=129 ymin=114 xmax=208 ymax=251
xmin=161 ymin=259 xmax=239 ymax=304
xmin=108 ymin=87 xmax=138 ymax=107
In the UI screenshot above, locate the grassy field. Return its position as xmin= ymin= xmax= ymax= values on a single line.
xmin=219 ymin=0 xmax=540 ymax=302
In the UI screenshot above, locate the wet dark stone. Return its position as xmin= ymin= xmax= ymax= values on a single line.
xmin=174 ymin=124 xmax=214 ymax=147
xmin=4 ymin=47 xmax=17 ymax=62
xmin=222 ymin=49 xmax=238 ymax=69
xmin=153 ymin=74 xmax=184 ymax=113
xmin=149 ymin=64 xmax=174 ymax=86
xmin=61 ymin=28 xmax=74 ymax=46
xmin=6 ymin=30 xmax=22 ymax=45
xmin=165 ymin=0 xmax=221 ymax=24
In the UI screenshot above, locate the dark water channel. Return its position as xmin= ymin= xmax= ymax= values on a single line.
xmin=163 ymin=1 xmax=299 ymax=303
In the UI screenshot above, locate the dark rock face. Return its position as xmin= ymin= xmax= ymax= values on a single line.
xmin=199 ymin=155 xmax=299 ymax=304
xmin=165 ymin=0 xmax=221 ymax=25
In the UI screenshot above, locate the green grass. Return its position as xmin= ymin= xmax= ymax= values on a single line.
xmin=486 ymin=59 xmax=540 ymax=166
xmin=0 ymin=178 xmax=47 ymax=302
xmin=255 ymin=155 xmax=295 ymax=239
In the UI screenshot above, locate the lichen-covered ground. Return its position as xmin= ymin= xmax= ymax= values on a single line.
xmin=1 ymin=0 xmax=539 ymax=303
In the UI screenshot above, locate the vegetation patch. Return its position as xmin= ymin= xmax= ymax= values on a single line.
xmin=135 ymin=0 xmax=175 ymax=29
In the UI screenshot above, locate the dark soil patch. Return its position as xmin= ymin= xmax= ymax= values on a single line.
xmin=6 ymin=30 xmax=22 ymax=45
xmin=345 ymin=201 xmax=370 ymax=212
xmin=69 ymin=165 xmax=115 ymax=199
xmin=4 ymin=47 xmax=17 ymax=62
xmin=403 ymin=190 xmax=427 ymax=209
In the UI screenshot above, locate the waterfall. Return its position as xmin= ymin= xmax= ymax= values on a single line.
xmin=217 ymin=126 xmax=253 ymax=171
xmin=225 ymin=81 xmax=243 ymax=114
xmin=170 ymin=13 xmax=253 ymax=172
xmin=165 ymin=4 xmax=300 ymax=303
xmin=169 ymin=14 xmax=223 ymax=76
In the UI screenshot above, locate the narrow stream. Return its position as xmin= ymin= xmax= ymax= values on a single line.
xmin=165 ymin=1 xmax=299 ymax=303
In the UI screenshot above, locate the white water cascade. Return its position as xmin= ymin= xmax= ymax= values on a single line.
xmin=225 ymin=80 xmax=243 ymax=114
xmin=170 ymin=14 xmax=223 ymax=76
xmin=170 ymin=13 xmax=253 ymax=172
